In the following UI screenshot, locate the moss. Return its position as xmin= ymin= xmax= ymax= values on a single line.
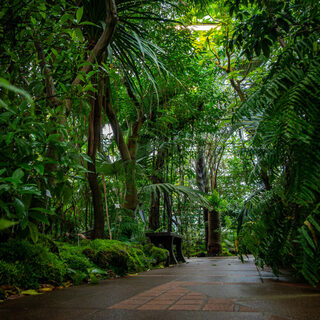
xmin=67 ymin=269 xmax=87 ymax=285
xmin=56 ymin=242 xmax=98 ymax=284
xmin=0 ymin=238 xmax=170 ymax=291
xmin=59 ymin=245 xmax=94 ymax=273
xmin=82 ymin=240 xmax=131 ymax=276
xmin=191 ymin=251 xmax=206 ymax=257
xmin=0 ymin=260 xmax=24 ymax=287
xmin=127 ymin=246 xmax=149 ymax=272
xmin=81 ymin=240 xmax=157 ymax=275
xmin=0 ymin=240 xmax=67 ymax=288
xmin=82 ymin=248 xmax=96 ymax=260
xmin=143 ymin=243 xmax=169 ymax=265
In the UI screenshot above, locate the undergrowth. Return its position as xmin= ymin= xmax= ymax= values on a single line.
xmin=0 ymin=238 xmax=169 ymax=296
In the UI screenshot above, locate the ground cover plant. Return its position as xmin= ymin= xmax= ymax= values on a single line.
xmin=0 ymin=238 xmax=168 ymax=301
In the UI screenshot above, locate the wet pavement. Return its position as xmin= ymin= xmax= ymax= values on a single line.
xmin=1 ymin=256 xmax=320 ymax=320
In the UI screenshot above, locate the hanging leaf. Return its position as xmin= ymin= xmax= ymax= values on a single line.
xmin=75 ymin=28 xmax=84 ymax=42
xmin=0 ymin=218 xmax=18 ymax=230
xmin=30 ymin=207 xmax=55 ymax=215
xmin=76 ymin=6 xmax=84 ymax=23
xmin=28 ymin=222 xmax=39 ymax=243
xmin=0 ymin=78 xmax=33 ymax=104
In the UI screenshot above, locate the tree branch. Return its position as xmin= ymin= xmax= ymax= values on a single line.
xmin=34 ymin=39 xmax=60 ymax=107
xmin=104 ymin=75 xmax=131 ymax=161
xmin=72 ymin=0 xmax=118 ymax=86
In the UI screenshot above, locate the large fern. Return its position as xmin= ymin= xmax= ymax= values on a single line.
xmin=235 ymin=31 xmax=320 ymax=285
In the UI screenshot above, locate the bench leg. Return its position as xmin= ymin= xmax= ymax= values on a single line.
xmin=163 ymin=237 xmax=178 ymax=265
xmin=175 ymin=238 xmax=186 ymax=263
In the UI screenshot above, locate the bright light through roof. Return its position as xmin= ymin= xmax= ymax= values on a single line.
xmin=103 ymin=124 xmax=113 ymax=136
xmin=176 ymin=24 xmax=220 ymax=32
xmin=186 ymin=24 xmax=219 ymax=31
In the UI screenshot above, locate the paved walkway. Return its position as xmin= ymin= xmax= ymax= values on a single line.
xmin=1 ymin=256 xmax=320 ymax=320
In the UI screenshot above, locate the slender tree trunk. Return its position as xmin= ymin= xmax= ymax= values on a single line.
xmin=207 ymin=210 xmax=222 ymax=256
xmin=164 ymin=191 xmax=172 ymax=232
xmin=87 ymin=88 xmax=105 ymax=239
xmin=203 ymin=208 xmax=209 ymax=247
xmin=196 ymin=145 xmax=209 ymax=249
xmin=149 ymin=189 xmax=160 ymax=230
xmin=102 ymin=173 xmax=112 ymax=239
xmin=149 ymin=146 xmax=165 ymax=230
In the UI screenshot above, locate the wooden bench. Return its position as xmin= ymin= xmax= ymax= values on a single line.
xmin=146 ymin=232 xmax=186 ymax=265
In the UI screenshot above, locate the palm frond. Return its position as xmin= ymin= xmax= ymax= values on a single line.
xmin=141 ymin=183 xmax=211 ymax=208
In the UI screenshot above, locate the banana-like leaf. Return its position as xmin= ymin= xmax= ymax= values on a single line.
xmin=96 ymin=159 xmax=123 ymax=176
xmin=141 ymin=183 xmax=211 ymax=209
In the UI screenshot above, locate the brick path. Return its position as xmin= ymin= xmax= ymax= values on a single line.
xmin=1 ymin=256 xmax=320 ymax=320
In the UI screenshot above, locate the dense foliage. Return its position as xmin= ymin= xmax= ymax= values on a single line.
xmin=0 ymin=0 xmax=319 ymax=293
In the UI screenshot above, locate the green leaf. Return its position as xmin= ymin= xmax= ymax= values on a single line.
xmin=30 ymin=207 xmax=56 ymax=215
xmin=20 ymin=185 xmax=41 ymax=196
xmin=12 ymin=168 xmax=24 ymax=181
xmin=301 ymin=227 xmax=316 ymax=250
xmin=0 ymin=218 xmax=18 ymax=230
xmin=75 ymin=28 xmax=84 ymax=42
xmin=21 ymin=289 xmax=42 ymax=295
xmin=97 ymin=160 xmax=123 ymax=176
xmin=28 ymin=222 xmax=39 ymax=243
xmin=34 ymin=163 xmax=44 ymax=175
xmin=76 ymin=7 xmax=84 ymax=23
xmin=88 ymin=267 xmax=108 ymax=275
xmin=80 ymin=153 xmax=93 ymax=163
xmin=14 ymin=198 xmax=26 ymax=218
xmin=47 ymin=133 xmax=61 ymax=142
xmin=60 ymin=13 xmax=73 ymax=24
xmin=61 ymin=183 xmax=73 ymax=203
xmin=29 ymin=211 xmax=49 ymax=224
xmin=79 ymin=21 xmax=99 ymax=27
xmin=0 ymin=78 xmax=33 ymax=104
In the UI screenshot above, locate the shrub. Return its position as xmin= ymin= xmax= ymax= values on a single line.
xmin=0 ymin=260 xmax=24 ymax=287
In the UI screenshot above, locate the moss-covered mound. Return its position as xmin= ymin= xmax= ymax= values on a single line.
xmin=0 ymin=240 xmax=66 ymax=288
xmin=0 ymin=239 xmax=169 ymax=291
xmin=81 ymin=240 xmax=154 ymax=275
xmin=143 ymin=243 xmax=169 ymax=265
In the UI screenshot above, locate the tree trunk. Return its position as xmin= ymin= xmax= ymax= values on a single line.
xmin=203 ymin=208 xmax=209 ymax=247
xmin=149 ymin=189 xmax=160 ymax=230
xmin=164 ymin=191 xmax=172 ymax=232
xmin=104 ymin=75 xmax=144 ymax=214
xmin=196 ymin=145 xmax=209 ymax=249
xmin=207 ymin=209 xmax=222 ymax=256
xmin=87 ymin=90 xmax=105 ymax=239
xmin=123 ymin=160 xmax=138 ymax=211
xmin=149 ymin=146 xmax=165 ymax=230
